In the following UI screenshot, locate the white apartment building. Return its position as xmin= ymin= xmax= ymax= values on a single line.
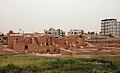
xmin=68 ymin=29 xmax=84 ymax=35
xmin=101 ymin=18 xmax=120 ymax=37
xmin=44 ymin=28 xmax=65 ymax=38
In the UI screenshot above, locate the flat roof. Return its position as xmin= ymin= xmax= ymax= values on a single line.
xmin=9 ymin=34 xmax=23 ymax=36
xmin=101 ymin=18 xmax=117 ymax=21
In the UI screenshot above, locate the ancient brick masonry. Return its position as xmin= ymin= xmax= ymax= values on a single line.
xmin=7 ymin=31 xmax=86 ymax=54
xmin=8 ymin=33 xmax=24 ymax=49
xmin=7 ymin=31 xmax=120 ymax=55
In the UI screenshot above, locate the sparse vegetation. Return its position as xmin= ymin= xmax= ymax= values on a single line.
xmin=0 ymin=55 xmax=120 ymax=73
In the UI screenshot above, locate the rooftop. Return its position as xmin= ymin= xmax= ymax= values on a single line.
xmin=101 ymin=18 xmax=117 ymax=21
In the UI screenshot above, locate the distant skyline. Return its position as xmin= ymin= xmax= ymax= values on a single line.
xmin=0 ymin=0 xmax=120 ymax=34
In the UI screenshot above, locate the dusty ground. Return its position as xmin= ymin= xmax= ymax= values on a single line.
xmin=1 ymin=44 xmax=120 ymax=56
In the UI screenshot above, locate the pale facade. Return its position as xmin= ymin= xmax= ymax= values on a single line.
xmin=44 ymin=28 xmax=65 ymax=38
xmin=68 ymin=29 xmax=84 ymax=35
xmin=101 ymin=19 xmax=120 ymax=37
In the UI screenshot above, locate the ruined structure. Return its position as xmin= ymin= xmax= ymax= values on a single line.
xmin=7 ymin=30 xmax=120 ymax=55
xmin=7 ymin=30 xmax=85 ymax=55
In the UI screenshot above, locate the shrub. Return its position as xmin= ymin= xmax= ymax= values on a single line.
xmin=0 ymin=56 xmax=119 ymax=73
xmin=0 ymin=63 xmax=21 ymax=73
xmin=116 ymin=69 xmax=120 ymax=73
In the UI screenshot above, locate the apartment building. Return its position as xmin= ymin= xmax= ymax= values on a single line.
xmin=44 ymin=28 xmax=65 ymax=38
xmin=68 ymin=29 xmax=84 ymax=35
xmin=101 ymin=18 xmax=120 ymax=37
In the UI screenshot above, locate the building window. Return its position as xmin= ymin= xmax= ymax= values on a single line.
xmin=74 ymin=32 xmax=77 ymax=34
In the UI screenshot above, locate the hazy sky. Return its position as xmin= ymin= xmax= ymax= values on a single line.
xmin=0 ymin=0 xmax=120 ymax=34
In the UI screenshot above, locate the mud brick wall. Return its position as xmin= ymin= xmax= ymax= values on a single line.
xmin=28 ymin=44 xmax=39 ymax=52
xmin=38 ymin=46 xmax=48 ymax=53
xmin=8 ymin=36 xmax=24 ymax=49
xmin=14 ymin=43 xmax=25 ymax=53
xmin=54 ymin=38 xmax=67 ymax=48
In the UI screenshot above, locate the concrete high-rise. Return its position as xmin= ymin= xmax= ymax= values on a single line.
xmin=101 ymin=18 xmax=120 ymax=37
